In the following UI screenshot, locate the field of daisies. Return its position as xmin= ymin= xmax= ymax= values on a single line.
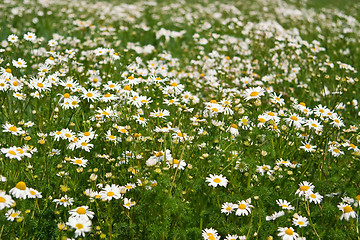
xmin=1 ymin=0 xmax=360 ymax=239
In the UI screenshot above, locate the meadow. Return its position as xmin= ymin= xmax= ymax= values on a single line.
xmin=0 ymin=0 xmax=360 ymax=239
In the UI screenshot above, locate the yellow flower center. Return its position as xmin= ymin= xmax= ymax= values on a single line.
xmin=76 ymin=207 xmax=86 ymax=215
xmin=10 ymin=213 xmax=18 ymax=218
xmin=84 ymin=132 xmax=91 ymax=136
xmin=30 ymin=190 xmax=36 ymax=195
xmin=86 ymin=92 xmax=93 ymax=97
xmin=226 ymin=206 xmax=232 ymax=211
xmin=230 ymin=123 xmax=238 ymax=129
xmin=343 ymin=206 xmax=353 ymax=213
xmin=107 ymin=191 xmax=115 ymax=197
xmin=285 ymin=228 xmax=293 ymax=235
xmin=177 ymin=132 xmax=185 ymax=137
xmin=0 ymin=197 xmax=6 ymax=203
xmin=298 ymin=221 xmax=304 ymax=225
xmin=37 ymin=83 xmax=44 ymax=88
xmin=63 ymin=93 xmax=70 ymax=98
xmin=238 ymin=204 xmax=246 ymax=210
xmin=124 ymin=85 xmax=131 ymax=91
xmin=81 ymin=142 xmax=87 ymax=146
xmin=213 ymin=178 xmax=221 ymax=183
xmin=9 ymin=126 xmax=17 ymax=132
xmin=75 ymin=223 xmax=84 ymax=229
xmin=16 ymin=181 xmax=27 ymax=190
xmin=74 ymin=159 xmax=82 ymax=164
xmin=300 ymin=186 xmax=310 ymax=191
xmin=170 ymin=82 xmax=178 ymax=87
xmin=310 ymin=194 xmax=316 ymax=198
xmin=305 ymin=144 xmax=311 ymax=149
xmin=250 ymin=91 xmax=259 ymax=97
xmin=120 ymin=129 xmax=127 ymax=133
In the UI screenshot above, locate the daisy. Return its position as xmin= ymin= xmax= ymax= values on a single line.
xmin=278 ymin=227 xmax=299 ymax=240
xmin=53 ymin=195 xmax=74 ymax=207
xmin=69 ymin=206 xmax=95 ymax=220
xmin=66 ymin=215 xmax=92 ymax=238
xmin=299 ymin=141 xmax=317 ymax=152
xmin=12 ymin=58 xmax=27 ymax=68
xmin=285 ymin=113 xmax=304 ymax=129
xmin=106 ymin=130 xmax=119 ymax=144
xmin=205 ymin=174 xmax=228 ymax=188
xmin=305 ymin=118 xmax=323 ymax=132
xmin=2 ymin=123 xmax=25 ymax=136
xmin=225 ymin=234 xmax=241 ymax=240
xmin=202 ymin=228 xmax=220 ymax=240
xmin=276 ymin=199 xmax=295 ymax=210
xmin=293 ymin=215 xmax=309 ymax=228
xmin=123 ymin=198 xmax=136 ymax=209
xmin=270 ymin=92 xmax=285 ymax=106
xmin=266 ymin=210 xmax=285 ymax=221
xmin=150 ymin=109 xmax=170 ymax=119
xmin=221 ymin=202 xmax=236 ymax=215
xmin=9 ymin=181 xmax=30 ymax=199
xmin=295 ymin=181 xmax=315 ymax=197
xmin=28 ymin=188 xmax=42 ymax=199
xmin=23 ymin=32 xmax=37 ymax=42
xmin=306 ymin=191 xmax=323 ymax=204
xmin=167 ymin=158 xmax=187 ymax=170
xmin=256 ymin=165 xmax=274 ymax=176
xmin=75 ymin=138 xmax=94 ymax=152
xmin=242 ymin=87 xmax=265 ymax=101
xmin=235 ymin=199 xmax=253 ymax=216
xmin=81 ymin=88 xmax=100 ymax=102
xmin=100 ymin=184 xmax=122 ymax=201
xmin=5 ymin=209 xmax=21 ymax=221
xmin=338 ymin=203 xmax=357 ymax=221
xmin=0 ymin=192 xmax=15 ymax=210
xmin=328 ymin=145 xmax=344 ymax=157
xmin=71 ymin=157 xmax=88 ymax=167
xmin=133 ymin=115 xmax=147 ymax=126
xmin=239 ymin=116 xmax=251 ymax=130
xmin=7 ymin=34 xmax=18 ymax=43
xmin=330 ymin=116 xmax=345 ymax=129
xmin=227 ymin=123 xmax=239 ymax=136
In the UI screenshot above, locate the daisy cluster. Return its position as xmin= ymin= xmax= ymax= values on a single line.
xmin=0 ymin=0 xmax=360 ymax=239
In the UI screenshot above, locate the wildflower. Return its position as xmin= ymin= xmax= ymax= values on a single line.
xmin=235 ymin=199 xmax=253 ymax=216
xmin=100 ymin=184 xmax=122 ymax=201
xmin=9 ymin=181 xmax=30 ymax=199
xmin=6 ymin=209 xmax=21 ymax=221
xmin=0 ymin=192 xmax=15 ymax=210
xmin=276 ymin=199 xmax=295 ymax=210
xmin=299 ymin=141 xmax=317 ymax=152
xmin=242 ymin=87 xmax=265 ymax=101
xmin=270 ymin=93 xmax=285 ymax=106
xmin=256 ymin=165 xmax=274 ymax=176
xmin=28 ymin=188 xmax=42 ymax=199
xmin=205 ymin=174 xmax=228 ymax=188
xmin=123 ymin=198 xmax=136 ymax=209
xmin=306 ymin=192 xmax=323 ymax=204
xmin=69 ymin=206 xmax=95 ymax=220
xmin=53 ymin=195 xmax=74 ymax=207
xmin=227 ymin=123 xmax=239 ymax=136
xmin=12 ymin=58 xmax=27 ymax=68
xmin=8 ymin=34 xmax=18 ymax=43
xmin=285 ymin=113 xmax=304 ymax=129
xmin=66 ymin=216 xmax=92 ymax=238
xmin=292 ymin=215 xmax=309 ymax=228
xmin=305 ymin=118 xmax=323 ymax=132
xmin=295 ymin=181 xmax=315 ymax=197
xmin=266 ymin=210 xmax=285 ymax=221
xmin=328 ymin=145 xmax=344 ymax=157
xmin=23 ymin=32 xmax=37 ymax=42
xmin=150 ymin=109 xmax=170 ymax=118
xmin=133 ymin=115 xmax=147 ymax=126
xmin=167 ymin=158 xmax=187 ymax=170
xmin=71 ymin=157 xmax=88 ymax=167
xmin=221 ymin=202 xmax=236 ymax=215
xmin=202 ymin=228 xmax=220 ymax=240
xmin=338 ymin=203 xmax=357 ymax=221
xmin=277 ymin=227 xmax=299 ymax=240
xmin=2 ymin=123 xmax=25 ymax=136
xmin=239 ymin=116 xmax=251 ymax=130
